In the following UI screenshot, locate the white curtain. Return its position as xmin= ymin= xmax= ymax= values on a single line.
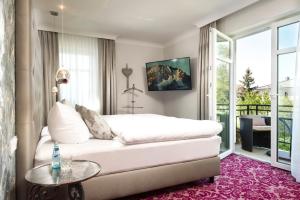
xmin=58 ymin=33 xmax=100 ymax=111
xmin=291 ymin=26 xmax=300 ymax=182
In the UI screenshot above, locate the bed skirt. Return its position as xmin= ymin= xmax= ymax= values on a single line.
xmin=83 ymin=156 xmax=220 ymax=199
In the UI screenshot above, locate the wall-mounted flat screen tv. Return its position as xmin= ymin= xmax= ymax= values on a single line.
xmin=146 ymin=57 xmax=192 ymax=91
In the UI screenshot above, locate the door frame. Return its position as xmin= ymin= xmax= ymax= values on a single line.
xmin=271 ymin=15 xmax=300 ymax=171
xmin=209 ymin=28 xmax=235 ymax=159
xmin=233 ymin=28 xmax=272 ymax=163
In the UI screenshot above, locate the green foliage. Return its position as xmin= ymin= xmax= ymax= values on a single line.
xmin=237 ymin=91 xmax=271 ymax=105
xmin=236 ymin=69 xmax=293 ymax=153
xmin=278 ymin=96 xmax=293 ymax=106
xmin=217 ymin=42 xmax=230 ymax=59
xmin=217 ymin=62 xmax=230 ymax=105
xmin=237 ymin=68 xmax=271 ymax=106
xmin=240 ymin=68 xmax=255 ymax=92
xmin=278 ymin=130 xmax=291 ymax=152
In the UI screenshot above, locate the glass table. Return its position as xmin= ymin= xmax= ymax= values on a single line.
xmin=25 ymin=160 xmax=101 ymax=200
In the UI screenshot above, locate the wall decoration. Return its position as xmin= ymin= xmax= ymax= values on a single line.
xmin=122 ymin=84 xmax=143 ymax=114
xmin=146 ymin=57 xmax=192 ymax=91
xmin=121 ymin=63 xmax=133 ymax=89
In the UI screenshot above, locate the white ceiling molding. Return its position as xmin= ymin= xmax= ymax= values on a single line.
xmin=195 ymin=0 xmax=259 ymax=28
xmin=164 ymin=29 xmax=199 ymax=47
xmin=37 ymin=25 xmax=118 ymax=40
xmin=116 ymin=38 xmax=164 ymax=48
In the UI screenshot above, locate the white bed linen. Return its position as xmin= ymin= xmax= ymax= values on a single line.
xmin=102 ymin=114 xmax=223 ymax=145
xmin=35 ymin=128 xmax=221 ymax=175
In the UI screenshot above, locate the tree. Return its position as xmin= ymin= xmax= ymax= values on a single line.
xmin=217 ymin=63 xmax=230 ymax=105
xmin=240 ymin=68 xmax=255 ymax=91
xmin=238 ymin=68 xmax=256 ymax=101
xmin=237 ymin=90 xmax=270 ymax=105
xmin=237 ymin=68 xmax=272 ymax=106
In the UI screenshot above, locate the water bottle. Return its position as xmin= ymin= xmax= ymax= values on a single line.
xmin=52 ymin=143 xmax=61 ymax=170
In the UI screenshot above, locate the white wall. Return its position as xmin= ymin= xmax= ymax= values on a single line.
xmin=114 ymin=0 xmax=300 ymax=118
xmin=115 ymin=41 xmax=165 ymax=115
xmin=161 ymin=0 xmax=300 ymax=119
xmin=163 ymin=31 xmax=199 ymax=119
xmin=217 ymin=0 xmax=300 ymax=36
xmin=115 ymin=33 xmax=200 ymax=119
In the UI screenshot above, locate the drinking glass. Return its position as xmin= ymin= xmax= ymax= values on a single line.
xmin=61 ymin=155 xmax=73 ymax=173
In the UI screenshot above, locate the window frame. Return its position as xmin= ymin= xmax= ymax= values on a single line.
xmin=271 ymin=15 xmax=300 ymax=171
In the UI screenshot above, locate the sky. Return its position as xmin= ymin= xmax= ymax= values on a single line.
xmin=236 ymin=22 xmax=299 ymax=87
xmin=236 ymin=30 xmax=272 ymax=87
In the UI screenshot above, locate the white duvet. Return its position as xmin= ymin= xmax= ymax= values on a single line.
xmin=102 ymin=114 xmax=223 ymax=145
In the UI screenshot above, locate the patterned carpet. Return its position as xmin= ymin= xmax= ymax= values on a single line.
xmin=124 ymin=154 xmax=300 ymax=200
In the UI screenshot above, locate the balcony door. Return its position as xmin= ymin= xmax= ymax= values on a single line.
xmin=209 ymin=28 xmax=234 ymax=158
xmin=271 ymin=16 xmax=300 ymax=170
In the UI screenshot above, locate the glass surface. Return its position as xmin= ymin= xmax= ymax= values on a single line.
xmin=277 ymin=53 xmax=296 ymax=163
xmin=61 ymin=155 xmax=73 ymax=173
xmin=217 ymin=35 xmax=231 ymax=60
xmin=216 ymin=60 xmax=230 ymax=153
xmin=278 ymin=22 xmax=299 ymax=50
xmin=25 ymin=160 xmax=101 ymax=186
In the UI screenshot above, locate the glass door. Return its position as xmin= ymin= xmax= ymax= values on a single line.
xmin=209 ymin=28 xmax=234 ymax=158
xmin=271 ymin=16 xmax=300 ymax=170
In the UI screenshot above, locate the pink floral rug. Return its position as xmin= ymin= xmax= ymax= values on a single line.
xmin=123 ymin=154 xmax=300 ymax=200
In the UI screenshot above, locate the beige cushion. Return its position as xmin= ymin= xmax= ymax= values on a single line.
xmin=252 ymin=117 xmax=266 ymax=126
xmin=48 ymin=102 xmax=90 ymax=143
xmin=253 ymin=126 xmax=271 ymax=132
xmin=75 ymin=105 xmax=113 ymax=140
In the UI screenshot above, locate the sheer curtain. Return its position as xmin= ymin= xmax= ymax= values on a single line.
xmin=58 ymin=34 xmax=100 ymax=111
xmin=292 ymin=28 xmax=300 ymax=182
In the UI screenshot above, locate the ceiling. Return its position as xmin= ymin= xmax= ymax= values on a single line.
xmin=33 ymin=0 xmax=258 ymax=45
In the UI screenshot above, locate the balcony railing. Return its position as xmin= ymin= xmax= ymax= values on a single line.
xmin=236 ymin=104 xmax=271 ymax=116
xmin=217 ymin=104 xmax=293 ymax=160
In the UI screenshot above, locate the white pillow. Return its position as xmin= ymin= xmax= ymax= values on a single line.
xmin=48 ymin=102 xmax=90 ymax=143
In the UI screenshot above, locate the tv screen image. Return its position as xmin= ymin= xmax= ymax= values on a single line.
xmin=146 ymin=57 xmax=192 ymax=91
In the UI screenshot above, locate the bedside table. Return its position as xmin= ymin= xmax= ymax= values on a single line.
xmin=25 ymin=160 xmax=101 ymax=200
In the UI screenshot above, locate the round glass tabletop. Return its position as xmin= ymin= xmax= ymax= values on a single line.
xmin=25 ymin=160 xmax=101 ymax=186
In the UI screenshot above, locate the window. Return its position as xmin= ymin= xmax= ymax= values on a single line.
xmin=58 ymin=34 xmax=100 ymax=111
xmin=278 ymin=22 xmax=299 ymax=50
xmin=275 ymin=21 xmax=299 ymax=164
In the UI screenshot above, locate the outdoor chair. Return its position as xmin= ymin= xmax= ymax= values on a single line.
xmin=239 ymin=115 xmax=271 ymax=152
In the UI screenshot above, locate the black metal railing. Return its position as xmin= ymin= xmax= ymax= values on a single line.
xmin=278 ymin=117 xmax=293 ymax=159
xmin=217 ymin=104 xmax=293 ymax=160
xmin=236 ymin=104 xmax=271 ymax=116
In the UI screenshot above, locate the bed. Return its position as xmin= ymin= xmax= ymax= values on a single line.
xmin=34 ymin=114 xmax=222 ymax=199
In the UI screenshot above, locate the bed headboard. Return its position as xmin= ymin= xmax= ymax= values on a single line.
xmin=15 ymin=0 xmax=45 ymax=199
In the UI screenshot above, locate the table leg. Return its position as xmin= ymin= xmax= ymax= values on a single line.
xmin=68 ymin=183 xmax=84 ymax=200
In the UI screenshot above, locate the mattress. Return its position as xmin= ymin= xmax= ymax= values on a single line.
xmin=35 ymin=128 xmax=221 ymax=175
